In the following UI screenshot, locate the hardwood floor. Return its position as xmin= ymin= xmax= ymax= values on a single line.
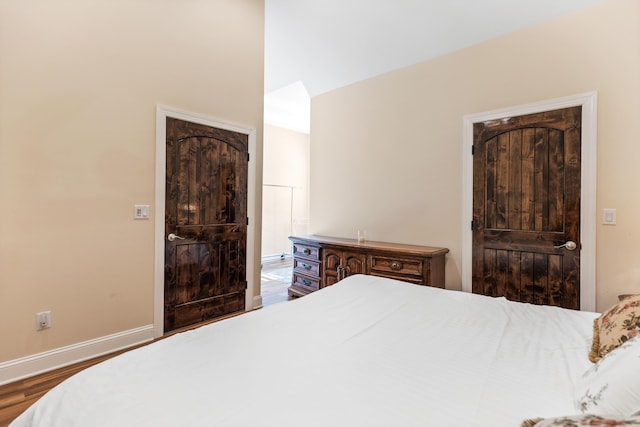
xmin=0 ymin=260 xmax=293 ymax=426
xmin=260 ymin=256 xmax=293 ymax=306
xmin=0 ymin=347 xmax=139 ymax=426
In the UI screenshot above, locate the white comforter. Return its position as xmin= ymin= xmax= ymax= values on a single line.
xmin=11 ymin=275 xmax=598 ymax=426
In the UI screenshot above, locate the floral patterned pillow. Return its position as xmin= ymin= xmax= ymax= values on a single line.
xmin=527 ymin=414 xmax=640 ymax=426
xmin=589 ymin=294 xmax=640 ymax=363
xmin=574 ymin=335 xmax=640 ymax=416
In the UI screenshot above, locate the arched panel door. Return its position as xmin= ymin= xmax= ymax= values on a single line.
xmin=472 ymin=106 xmax=581 ymax=309
xmin=164 ymin=117 xmax=248 ymax=332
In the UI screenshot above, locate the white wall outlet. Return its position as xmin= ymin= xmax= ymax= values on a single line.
xmin=36 ymin=311 xmax=51 ymax=330
xmin=134 ymin=204 xmax=150 ymax=220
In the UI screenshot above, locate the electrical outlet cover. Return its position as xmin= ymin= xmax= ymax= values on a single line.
xmin=36 ymin=311 xmax=51 ymax=330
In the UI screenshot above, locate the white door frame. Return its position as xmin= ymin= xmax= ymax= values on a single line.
xmin=154 ymin=105 xmax=257 ymax=338
xmin=461 ymin=92 xmax=598 ymax=312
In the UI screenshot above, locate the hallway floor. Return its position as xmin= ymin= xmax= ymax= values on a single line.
xmin=260 ymin=257 xmax=293 ymax=307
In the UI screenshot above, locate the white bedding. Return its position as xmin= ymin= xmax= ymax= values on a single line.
xmin=11 ymin=275 xmax=598 ymax=427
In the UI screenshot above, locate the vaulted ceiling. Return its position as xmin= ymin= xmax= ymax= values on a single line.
xmin=264 ymin=0 xmax=606 ymax=133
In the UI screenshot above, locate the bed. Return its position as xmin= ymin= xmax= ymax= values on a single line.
xmin=10 ymin=275 xmax=640 ymax=426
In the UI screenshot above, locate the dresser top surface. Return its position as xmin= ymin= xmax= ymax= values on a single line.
xmin=290 ymin=235 xmax=449 ymax=257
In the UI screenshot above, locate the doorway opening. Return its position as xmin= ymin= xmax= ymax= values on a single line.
xmin=262 ymin=82 xmax=311 ymax=306
xmin=261 ymin=256 xmax=293 ymax=306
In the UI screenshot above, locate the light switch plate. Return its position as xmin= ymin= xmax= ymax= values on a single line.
xmin=134 ymin=204 xmax=150 ymax=220
xmin=602 ymin=208 xmax=616 ymax=225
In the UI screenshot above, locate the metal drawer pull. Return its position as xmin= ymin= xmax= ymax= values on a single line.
xmin=302 ymin=279 xmax=311 ymax=286
xmin=337 ymin=265 xmax=350 ymax=281
xmin=390 ymin=261 xmax=402 ymax=270
xmin=303 ymin=263 xmax=312 ymax=270
xmin=303 ymin=248 xmax=311 ymax=255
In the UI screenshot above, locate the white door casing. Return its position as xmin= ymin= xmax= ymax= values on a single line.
xmin=154 ymin=105 xmax=258 ymax=338
xmin=461 ymin=92 xmax=597 ymax=312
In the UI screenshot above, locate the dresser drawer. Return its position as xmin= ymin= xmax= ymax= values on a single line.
xmin=369 ymin=256 xmax=424 ymax=278
xmin=291 ymin=273 xmax=320 ymax=292
xmin=293 ymin=258 xmax=321 ymax=277
xmin=292 ymin=243 xmax=321 ymax=261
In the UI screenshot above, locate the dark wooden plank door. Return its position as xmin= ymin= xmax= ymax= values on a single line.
xmin=472 ymin=106 xmax=581 ymax=309
xmin=164 ymin=117 xmax=248 ymax=332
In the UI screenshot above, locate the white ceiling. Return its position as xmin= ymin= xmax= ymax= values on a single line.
xmin=264 ymin=0 xmax=606 ymax=133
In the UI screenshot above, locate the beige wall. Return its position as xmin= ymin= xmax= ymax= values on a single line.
xmin=262 ymin=125 xmax=310 ymax=257
xmin=311 ymin=0 xmax=640 ymax=313
xmin=0 ymin=0 xmax=264 ymax=362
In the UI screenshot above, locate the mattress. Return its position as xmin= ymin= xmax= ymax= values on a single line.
xmin=11 ymin=274 xmax=598 ymax=426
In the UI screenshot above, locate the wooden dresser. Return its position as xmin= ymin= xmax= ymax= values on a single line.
xmin=288 ymin=235 xmax=449 ymax=297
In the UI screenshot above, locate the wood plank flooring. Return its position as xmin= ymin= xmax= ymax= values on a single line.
xmin=0 ymin=260 xmax=293 ymax=426
xmin=260 ymin=256 xmax=293 ymax=306
xmin=0 ymin=348 xmax=138 ymax=426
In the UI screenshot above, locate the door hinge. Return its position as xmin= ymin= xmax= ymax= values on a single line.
xmin=246 ymin=217 xmax=249 ymax=225
xmin=247 ymin=152 xmax=250 ymax=162
xmin=471 ymin=219 xmax=476 ymax=230
xmin=471 ymin=145 xmax=475 ymax=155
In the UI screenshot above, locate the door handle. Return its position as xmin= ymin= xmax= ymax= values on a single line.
xmin=554 ymin=240 xmax=577 ymax=251
xmin=167 ymin=233 xmax=186 ymax=242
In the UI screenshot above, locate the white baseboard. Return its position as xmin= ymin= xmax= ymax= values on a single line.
xmin=0 ymin=325 xmax=155 ymax=386
xmin=252 ymin=295 xmax=263 ymax=310
xmin=261 ymin=254 xmax=292 ymax=263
